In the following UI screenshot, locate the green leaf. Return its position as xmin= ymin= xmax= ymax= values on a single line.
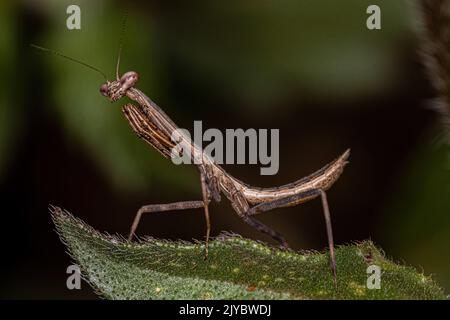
xmin=51 ymin=206 xmax=446 ymax=300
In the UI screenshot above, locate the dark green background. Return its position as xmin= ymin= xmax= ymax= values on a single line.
xmin=0 ymin=0 xmax=449 ymax=298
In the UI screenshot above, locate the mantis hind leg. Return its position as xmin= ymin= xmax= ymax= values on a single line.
xmin=228 ymin=188 xmax=290 ymax=248
xmin=240 ymin=215 xmax=289 ymax=248
xmin=246 ymin=188 xmax=337 ymax=287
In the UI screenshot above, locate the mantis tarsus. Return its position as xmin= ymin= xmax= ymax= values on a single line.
xmin=33 ymin=42 xmax=349 ymax=286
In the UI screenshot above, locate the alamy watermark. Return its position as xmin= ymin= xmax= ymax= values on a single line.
xmin=366 ymin=5 xmax=381 ymax=30
xmin=170 ymin=121 xmax=280 ymax=175
xmin=66 ymin=5 xmax=81 ymax=30
xmin=366 ymin=265 xmax=381 ymax=289
xmin=66 ymin=264 xmax=81 ymax=290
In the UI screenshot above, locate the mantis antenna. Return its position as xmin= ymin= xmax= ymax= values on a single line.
xmin=31 ymin=44 xmax=108 ymax=81
xmin=115 ymin=12 xmax=129 ymax=80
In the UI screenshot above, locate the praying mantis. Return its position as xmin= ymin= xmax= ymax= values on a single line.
xmin=32 ymin=40 xmax=349 ymax=286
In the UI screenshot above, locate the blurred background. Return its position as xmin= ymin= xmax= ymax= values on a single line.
xmin=1 ymin=0 xmax=449 ymax=299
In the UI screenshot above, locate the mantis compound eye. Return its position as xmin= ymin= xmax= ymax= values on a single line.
xmin=120 ymin=71 xmax=139 ymax=90
xmin=100 ymin=83 xmax=109 ymax=97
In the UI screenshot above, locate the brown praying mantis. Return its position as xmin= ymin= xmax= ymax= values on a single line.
xmin=32 ymin=41 xmax=349 ymax=286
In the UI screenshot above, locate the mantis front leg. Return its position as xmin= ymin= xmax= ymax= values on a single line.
xmin=200 ymin=172 xmax=212 ymax=259
xmin=127 ymin=200 xmax=205 ymax=241
xmin=127 ymin=173 xmax=213 ymax=260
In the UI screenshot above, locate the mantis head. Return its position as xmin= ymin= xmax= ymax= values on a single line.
xmin=100 ymin=71 xmax=139 ymax=102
